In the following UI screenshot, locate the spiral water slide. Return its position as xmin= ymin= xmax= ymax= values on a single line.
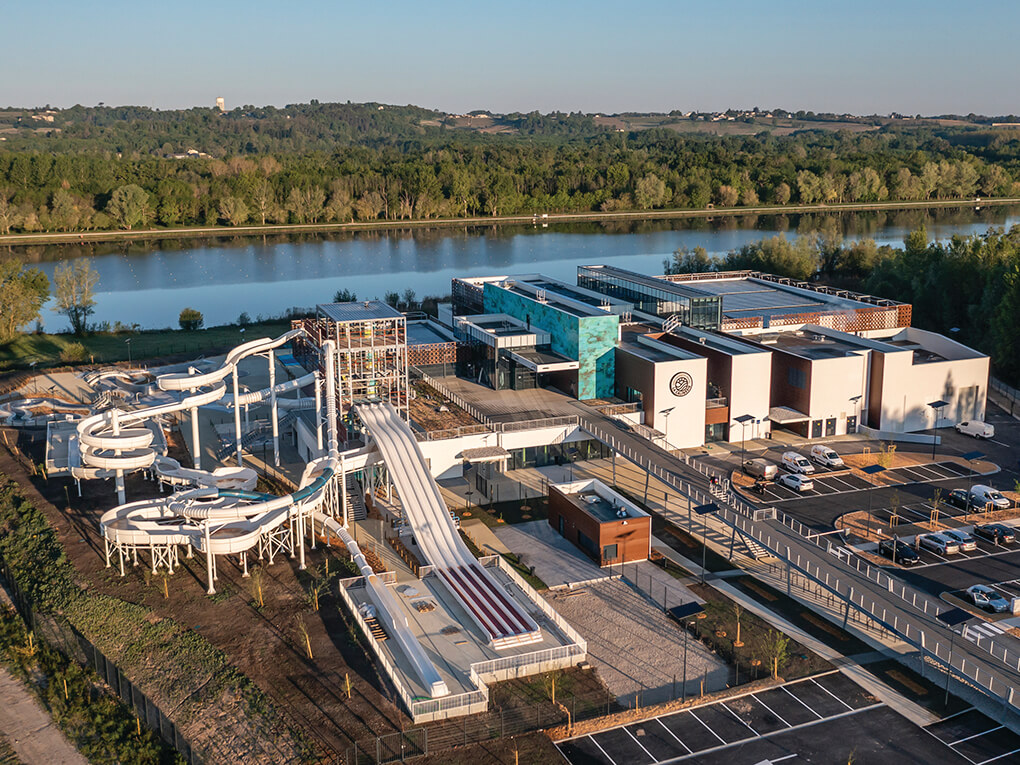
xmin=75 ymin=330 xmax=306 ymax=501
xmin=97 ymin=338 xmax=450 ymax=698
xmin=358 ymin=402 xmax=542 ymax=650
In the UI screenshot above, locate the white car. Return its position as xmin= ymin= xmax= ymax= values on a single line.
xmin=966 ymin=584 xmax=1011 ymax=614
xmin=970 ymin=485 xmax=1011 ymax=511
xmin=918 ymin=533 xmax=960 ymax=556
xmin=781 ymin=451 xmax=815 ymax=474
xmin=776 ymin=473 xmax=814 ymax=492
xmin=810 ymin=445 xmax=844 ymax=468
xmin=956 ymin=420 xmax=994 ymax=439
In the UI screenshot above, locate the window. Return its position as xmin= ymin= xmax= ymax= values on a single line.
xmin=787 ymin=367 xmax=807 ymax=389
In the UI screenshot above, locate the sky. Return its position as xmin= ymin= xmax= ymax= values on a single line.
xmin=4 ymin=0 xmax=1019 ymax=115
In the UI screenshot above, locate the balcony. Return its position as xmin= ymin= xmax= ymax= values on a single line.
xmin=706 ymin=397 xmax=728 ymax=409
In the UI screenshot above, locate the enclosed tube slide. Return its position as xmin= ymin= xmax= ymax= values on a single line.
xmin=358 ymin=402 xmax=541 ymax=649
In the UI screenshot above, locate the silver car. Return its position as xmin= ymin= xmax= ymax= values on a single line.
xmin=942 ymin=529 xmax=977 ymax=552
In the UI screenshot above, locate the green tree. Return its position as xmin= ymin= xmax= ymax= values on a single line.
xmin=218 ymin=196 xmax=250 ymax=226
xmin=0 ymin=261 xmax=49 ymax=341
xmin=715 ymin=185 xmax=739 ymax=207
xmin=49 ymin=189 xmax=81 ymax=231
xmin=333 ymin=288 xmax=357 ymax=302
xmin=772 ymin=182 xmax=791 ymax=205
xmin=634 ymin=173 xmax=668 ymax=209
xmin=53 ymin=259 xmax=98 ymax=336
xmin=664 ymin=245 xmax=714 ymax=274
xmin=178 ymin=307 xmax=204 ymax=331
xmin=106 ymin=184 xmax=152 ymax=230
xmin=0 ymin=190 xmax=21 ymax=234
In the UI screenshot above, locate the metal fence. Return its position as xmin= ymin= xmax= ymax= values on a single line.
xmin=0 ymin=554 xmax=207 ymax=764
xmin=990 ymin=376 xmax=1020 ymax=416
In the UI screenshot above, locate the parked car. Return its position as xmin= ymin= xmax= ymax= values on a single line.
xmin=918 ymin=533 xmax=960 ymax=555
xmin=970 ymin=485 xmax=1011 ymax=510
xmin=878 ymin=538 xmax=920 ymax=565
xmin=942 ymin=529 xmax=978 ymax=552
xmin=973 ymin=523 xmax=1016 ymax=545
xmin=776 ymin=473 xmax=814 ymax=492
xmin=743 ymin=458 xmax=778 ymax=481
xmin=947 ymin=489 xmax=975 ymax=511
xmin=966 ymin=584 xmax=1012 ymax=614
xmin=956 ymin=420 xmax=995 ymax=439
xmin=781 ymin=451 xmax=815 ymax=474
xmin=810 ymin=445 xmax=844 ymax=468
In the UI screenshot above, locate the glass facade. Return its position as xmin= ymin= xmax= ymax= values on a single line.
xmin=578 ymin=266 xmax=722 ymax=330
xmin=507 ymin=438 xmax=612 ymax=470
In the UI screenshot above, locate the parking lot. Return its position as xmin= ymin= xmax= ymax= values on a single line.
xmin=879 ymin=531 xmax=1020 ymax=569
xmin=556 ymin=671 xmax=882 ymax=764
xmin=925 ymin=707 xmax=1020 ymax=764
xmin=755 ymin=460 xmax=970 ymax=504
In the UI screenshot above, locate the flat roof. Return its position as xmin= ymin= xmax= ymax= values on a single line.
xmin=553 ymin=478 xmax=649 ymax=524
xmin=317 ymin=301 xmax=403 ymax=322
xmin=754 ymin=328 xmax=883 ymax=360
xmin=579 ymin=264 xmax=718 ymax=300
xmin=668 ymin=326 xmax=770 ymax=356
xmin=688 ymin=277 xmax=875 ymax=320
xmin=406 ymin=322 xmax=455 ymax=346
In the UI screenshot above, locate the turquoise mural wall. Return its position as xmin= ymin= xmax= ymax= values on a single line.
xmin=483 ymin=283 xmax=618 ymax=399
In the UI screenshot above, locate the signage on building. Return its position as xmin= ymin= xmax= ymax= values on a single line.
xmin=670 ymin=372 xmax=693 ymax=397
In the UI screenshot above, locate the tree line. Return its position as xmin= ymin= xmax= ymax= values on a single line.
xmin=665 ymin=225 xmax=1020 ymax=385
xmin=1 ymin=125 xmax=1019 ymax=235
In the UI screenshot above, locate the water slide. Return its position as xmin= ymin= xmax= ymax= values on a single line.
xmin=0 ymin=396 xmax=90 ymax=426
xmin=358 ymin=402 xmax=541 ymax=650
xmin=74 ymin=330 xmax=308 ymax=497
xmin=96 ymin=337 xmax=450 ymax=698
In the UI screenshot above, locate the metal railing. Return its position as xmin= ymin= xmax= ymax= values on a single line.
xmin=991 ymin=376 xmax=1020 ymax=415
xmin=705 ymin=397 xmax=728 ymax=409
xmin=580 ymin=416 xmax=1020 ymax=720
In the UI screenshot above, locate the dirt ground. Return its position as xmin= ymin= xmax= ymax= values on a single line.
xmin=1 ymin=423 xmax=603 ymax=763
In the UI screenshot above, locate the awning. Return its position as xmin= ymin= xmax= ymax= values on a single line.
xmin=768 ymin=406 xmax=811 ymax=424
xmin=507 ymin=348 xmax=579 ymax=373
xmin=460 ymin=446 xmax=510 ymax=463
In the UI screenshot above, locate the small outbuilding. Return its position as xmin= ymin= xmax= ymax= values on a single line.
xmin=548 ymin=478 xmax=651 ymax=566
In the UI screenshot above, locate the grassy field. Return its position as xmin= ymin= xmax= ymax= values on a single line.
xmin=0 ymin=320 xmax=293 ymax=372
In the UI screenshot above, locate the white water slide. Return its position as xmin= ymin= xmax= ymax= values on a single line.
xmin=358 ymin=402 xmax=541 ymax=650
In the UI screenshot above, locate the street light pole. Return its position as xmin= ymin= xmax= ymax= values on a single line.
xmin=849 ymin=394 xmax=862 ymax=434
xmin=928 ymin=400 xmax=949 ymax=462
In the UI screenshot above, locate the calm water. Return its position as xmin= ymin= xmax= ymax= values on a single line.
xmin=9 ymin=205 xmax=1020 ymax=330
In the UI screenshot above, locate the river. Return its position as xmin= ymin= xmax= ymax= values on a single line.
xmin=8 ymin=205 xmax=1020 ymax=330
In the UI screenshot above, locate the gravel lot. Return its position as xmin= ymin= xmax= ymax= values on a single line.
xmin=545 ymin=578 xmax=729 ymax=707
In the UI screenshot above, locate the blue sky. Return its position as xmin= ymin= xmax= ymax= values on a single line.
xmin=4 ymin=0 xmax=1018 ymax=114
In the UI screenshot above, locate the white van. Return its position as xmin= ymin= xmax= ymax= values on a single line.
xmin=970 ymin=485 xmax=1011 ymax=510
xmin=810 ymin=445 xmax=844 ymax=468
xmin=956 ymin=420 xmax=994 ymax=439
xmin=782 ymin=451 xmax=815 ymax=474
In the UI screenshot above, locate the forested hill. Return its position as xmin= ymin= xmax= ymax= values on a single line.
xmin=0 ymin=103 xmax=609 ymax=155
xmin=1 ymin=101 xmax=1020 ymax=236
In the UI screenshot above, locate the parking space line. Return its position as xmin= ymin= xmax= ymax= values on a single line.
xmin=950 ymin=725 xmax=1004 ymax=746
xmin=937 ymin=706 xmax=976 ymax=723
xmin=622 ymin=726 xmax=656 ymax=762
xmin=722 ymin=702 xmax=759 ymax=735
xmin=810 ymin=677 xmax=854 ymax=710
xmin=751 ymin=693 xmax=792 ymax=727
xmin=780 ymin=685 xmax=823 ymax=719
xmin=980 ymin=745 xmax=1020 ymax=764
xmin=656 ymin=718 xmax=691 ymax=753
xmin=588 ymin=734 xmax=618 ymax=765
xmin=688 ymin=710 xmax=727 ymax=744
xmin=920 ymin=726 xmax=980 ymax=765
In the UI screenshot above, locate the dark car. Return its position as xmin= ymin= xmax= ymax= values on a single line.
xmin=878 ymin=538 xmax=921 ymax=565
xmin=947 ymin=489 xmax=974 ymax=511
xmin=973 ymin=524 xmax=1016 ymax=545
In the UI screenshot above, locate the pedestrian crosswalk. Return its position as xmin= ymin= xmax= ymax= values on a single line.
xmin=963 ymin=620 xmax=1012 ymax=641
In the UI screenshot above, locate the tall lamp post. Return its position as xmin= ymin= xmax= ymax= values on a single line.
xmin=669 ymin=602 xmax=705 ymax=701
xmin=735 ymin=414 xmax=754 ymax=466
xmin=849 ymin=394 xmax=862 ymax=434
xmin=936 ymin=608 xmax=971 ymax=708
xmin=125 ymin=337 xmax=132 ymax=367
xmin=694 ymin=502 xmax=719 ymax=584
xmin=659 ymin=407 xmax=675 ymax=445
xmin=862 ymin=464 xmax=886 ymax=540
xmin=928 ymin=399 xmax=949 ymax=462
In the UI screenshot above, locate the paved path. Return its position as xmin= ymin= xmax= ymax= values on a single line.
xmin=0 ymin=668 xmax=86 ymax=765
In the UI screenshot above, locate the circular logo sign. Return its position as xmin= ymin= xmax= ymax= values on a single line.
xmin=670 ymin=372 xmax=693 ymax=397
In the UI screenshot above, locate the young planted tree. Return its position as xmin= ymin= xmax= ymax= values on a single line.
xmin=249 ymin=566 xmax=266 ymax=607
xmin=53 ymin=259 xmax=98 ymax=336
xmin=760 ymin=629 xmax=791 ymax=680
xmin=731 ymin=602 xmax=745 ymax=648
xmin=296 ymin=614 xmax=314 ymax=659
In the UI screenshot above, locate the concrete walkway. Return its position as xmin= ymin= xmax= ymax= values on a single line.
xmin=0 ymin=669 xmax=87 ymax=765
